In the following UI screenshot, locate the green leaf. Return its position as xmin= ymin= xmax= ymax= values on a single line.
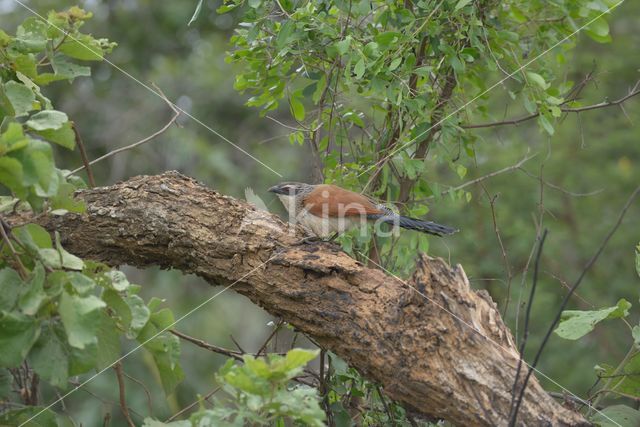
xmin=538 ymin=115 xmax=554 ymax=136
xmin=591 ymin=405 xmax=640 ymax=427
xmin=585 ymin=17 xmax=611 ymax=44
xmin=59 ymin=34 xmax=109 ymax=61
xmin=388 ymin=57 xmax=401 ymax=71
xmin=124 ymin=294 xmax=150 ymax=338
xmin=635 ymin=243 xmax=640 ymax=278
xmin=276 ymin=20 xmax=295 ymax=50
xmin=4 ymin=81 xmax=35 ymax=117
xmin=633 ymin=326 xmax=640 ymax=348
xmin=15 ymin=18 xmax=48 ymax=52
xmin=188 ymin=0 xmax=205 ymax=26
xmin=0 ymin=157 xmax=25 ymax=197
xmin=50 ymin=176 xmax=85 ymax=213
xmin=0 ymin=311 xmax=40 ymax=367
xmin=0 ymin=406 xmax=58 ymax=427
xmin=335 ymin=37 xmax=351 ymax=56
xmin=19 ymin=263 xmax=46 ymax=315
xmin=29 ymin=326 xmax=69 ymax=388
xmin=25 ymin=110 xmax=68 ymax=131
xmin=454 ymin=0 xmax=472 ymax=11
xmin=0 ymin=268 xmax=23 ymax=311
xmin=555 ymin=299 xmax=631 ymax=340
xmin=68 ymin=341 xmax=97 ymax=376
xmin=354 ymin=58 xmax=365 ymax=79
xmin=0 ymin=122 xmax=30 ymax=154
xmin=59 ymin=291 xmax=106 ymax=349
xmin=138 ymin=314 xmax=184 ymax=395
xmin=13 ymin=223 xmax=52 ymax=251
xmin=67 ymin=272 xmax=96 ymax=294
xmin=290 ymin=95 xmax=305 ymax=122
xmin=284 ymin=348 xmax=319 ymax=372
xmin=34 ymin=121 xmax=76 ymax=150
xmin=57 ymin=231 xmax=84 ymax=270
xmin=96 ymin=312 xmax=121 ymax=370
xmin=11 ymin=139 xmax=57 ymax=197
xmin=526 ymin=72 xmax=548 ymax=89
xmin=106 ymin=270 xmax=130 ymax=291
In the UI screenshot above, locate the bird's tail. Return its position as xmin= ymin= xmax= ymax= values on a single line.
xmin=370 ymin=214 xmax=458 ymax=236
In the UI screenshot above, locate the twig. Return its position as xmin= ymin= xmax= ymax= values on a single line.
xmin=256 ymin=319 xmax=284 ymax=356
xmin=165 ymin=386 xmax=221 ymax=422
xmin=376 ymin=385 xmax=397 ymax=426
xmin=274 ymin=0 xmax=292 ymax=18
xmin=67 ymin=84 xmax=179 ymax=177
xmin=229 ymin=334 xmax=246 ymax=353
xmin=170 ymin=329 xmax=286 ymax=360
xmin=511 ymin=186 xmax=640 ymax=423
xmin=123 ymin=371 xmax=153 ymax=416
xmin=519 ymin=168 xmax=603 ymax=197
xmin=421 ymin=153 xmax=536 ymax=201
xmin=0 ymin=217 xmax=28 ymax=279
xmin=592 ymin=345 xmax=638 ymax=407
xmin=170 ymin=329 xmax=245 ymax=361
xmin=71 ymin=122 xmax=96 ymax=188
xmin=463 ymin=80 xmax=640 ymax=129
xmin=591 ymin=388 xmax=640 ymax=404
xmin=508 ymin=229 xmax=548 ymax=426
xmin=481 ymin=186 xmax=514 ymax=317
xmin=114 ymin=362 xmax=135 ymax=427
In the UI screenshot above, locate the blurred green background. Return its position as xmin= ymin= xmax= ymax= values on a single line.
xmin=1 ymin=0 xmax=638 ymax=425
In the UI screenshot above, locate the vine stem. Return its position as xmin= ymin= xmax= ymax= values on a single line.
xmin=592 ymin=344 xmax=638 ymax=408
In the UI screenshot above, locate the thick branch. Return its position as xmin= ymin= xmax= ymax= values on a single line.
xmin=10 ymin=172 xmax=589 ymax=427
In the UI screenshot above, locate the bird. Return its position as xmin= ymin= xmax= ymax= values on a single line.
xmin=268 ymin=182 xmax=457 ymax=239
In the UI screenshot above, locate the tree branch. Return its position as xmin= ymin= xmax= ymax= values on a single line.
xmin=463 ymin=80 xmax=640 ymax=129
xmin=9 ymin=172 xmax=590 ymax=427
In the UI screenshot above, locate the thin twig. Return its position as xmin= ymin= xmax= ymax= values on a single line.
xmin=376 ymin=385 xmax=397 ymax=426
xmin=0 ymin=217 xmax=28 ymax=279
xmin=123 ymin=371 xmax=153 ymax=416
xmin=114 ymin=362 xmax=135 ymax=427
xmin=67 ymin=84 xmax=179 ymax=176
xmin=170 ymin=329 xmax=286 ymax=360
xmin=419 ymin=153 xmax=536 ymax=201
xmin=165 ymin=386 xmax=221 ymax=422
xmin=170 ymin=329 xmax=244 ymax=361
xmin=519 ymin=168 xmax=603 ymax=197
xmin=511 ymin=186 xmax=640 ymax=423
xmin=229 ymin=334 xmax=246 ymax=353
xmin=71 ymin=122 xmax=96 ymax=188
xmin=463 ymin=80 xmax=640 ymax=129
xmin=592 ymin=345 xmax=638 ymax=407
xmin=481 ymin=186 xmax=514 ymax=317
xmin=257 ymin=319 xmax=284 ymax=356
xmin=508 ymin=229 xmax=548 ymax=426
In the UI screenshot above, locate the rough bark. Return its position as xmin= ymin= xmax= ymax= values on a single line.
xmin=9 ymin=172 xmax=589 ymax=427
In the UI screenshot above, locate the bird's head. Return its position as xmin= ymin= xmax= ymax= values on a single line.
xmin=268 ymin=182 xmax=313 ymax=196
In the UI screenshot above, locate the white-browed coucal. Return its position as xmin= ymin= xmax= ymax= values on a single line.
xmin=268 ymin=182 xmax=457 ymax=238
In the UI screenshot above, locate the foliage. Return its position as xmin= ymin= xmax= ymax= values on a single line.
xmin=554 ymin=243 xmax=640 ymax=423
xmin=0 ymin=9 xmax=182 ymax=425
xmin=143 ymin=349 xmax=325 ymax=427
xmin=219 ymin=0 xmax=618 ymax=270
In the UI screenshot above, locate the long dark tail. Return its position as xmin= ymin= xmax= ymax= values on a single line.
xmin=370 ymin=214 xmax=458 ymax=236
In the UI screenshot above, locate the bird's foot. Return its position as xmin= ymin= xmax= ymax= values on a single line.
xmin=292 ymin=233 xmax=340 ymax=247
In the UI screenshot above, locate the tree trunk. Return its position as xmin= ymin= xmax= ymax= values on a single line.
xmin=9 ymin=171 xmax=589 ymax=427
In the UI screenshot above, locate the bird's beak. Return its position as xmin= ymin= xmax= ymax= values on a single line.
xmin=268 ymin=185 xmax=283 ymax=194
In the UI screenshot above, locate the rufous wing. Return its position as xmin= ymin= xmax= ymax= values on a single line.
xmin=303 ymin=185 xmax=382 ymax=218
